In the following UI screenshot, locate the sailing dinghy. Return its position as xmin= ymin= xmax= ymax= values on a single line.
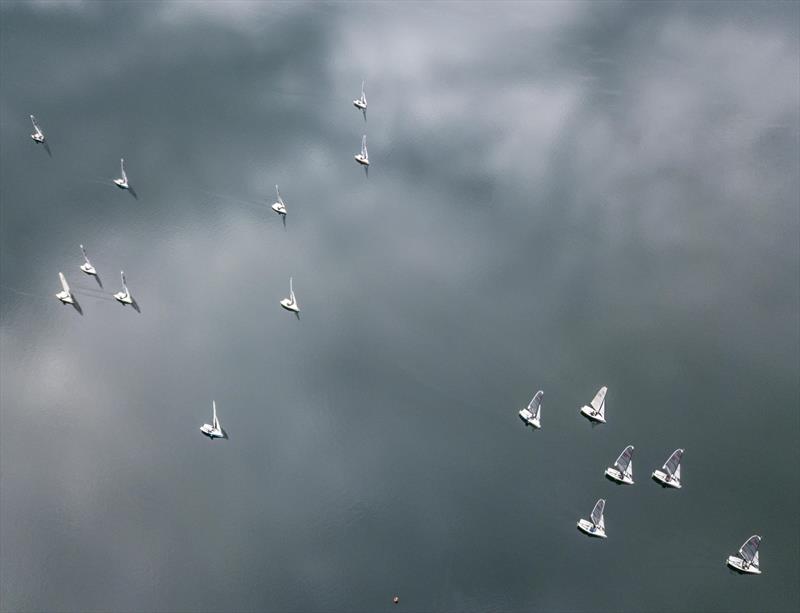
xmin=605 ymin=445 xmax=635 ymax=485
xmin=726 ymin=535 xmax=762 ymax=574
xmin=518 ymin=390 xmax=543 ymax=429
xmin=79 ymin=245 xmax=97 ymax=275
xmin=577 ymin=498 xmax=607 ymax=538
xmin=280 ymin=277 xmax=299 ymax=313
xmin=271 ymin=185 xmax=287 ymax=216
xmin=353 ymin=80 xmax=367 ymax=111
xmin=580 ymin=386 xmax=607 ymax=424
xmin=30 ymin=115 xmax=45 ymax=143
xmin=354 ymin=134 xmax=369 ymax=166
xmin=652 ymin=448 xmax=683 ymax=488
xmin=200 ymin=400 xmax=226 ymax=439
xmin=113 ymin=271 xmax=133 ymax=304
xmin=113 ymin=158 xmax=129 ymax=189
xmin=55 ymin=272 xmax=74 ymax=304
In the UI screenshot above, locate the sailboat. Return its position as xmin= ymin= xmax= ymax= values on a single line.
xmin=580 ymin=386 xmax=607 ymax=424
xmin=30 ymin=115 xmax=45 ymax=143
xmin=354 ymin=134 xmax=369 ymax=166
xmin=353 ymin=80 xmax=367 ymax=111
xmin=79 ymin=245 xmax=97 ymax=275
xmin=113 ymin=158 xmax=129 ymax=189
xmin=55 ymin=272 xmax=74 ymax=304
xmin=280 ymin=277 xmax=300 ymax=313
xmin=113 ymin=271 xmax=133 ymax=304
xmin=200 ymin=400 xmax=226 ymax=439
xmin=577 ymin=498 xmax=607 ymax=538
xmin=605 ymin=445 xmax=635 ymax=485
xmin=272 ymin=185 xmax=287 ymax=216
xmin=518 ymin=390 xmax=543 ymax=429
xmin=652 ymin=448 xmax=684 ymax=488
xmin=726 ymin=535 xmax=762 ymax=574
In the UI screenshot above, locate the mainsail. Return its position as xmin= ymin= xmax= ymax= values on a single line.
xmin=739 ymin=535 xmax=761 ymax=563
xmin=120 ymin=158 xmax=127 ymax=183
xmin=591 ymin=386 xmax=607 ymax=413
xmin=361 ymin=135 xmax=368 ymax=158
xmin=664 ymin=449 xmax=683 ymax=476
xmin=615 ymin=445 xmax=634 ymax=474
xmin=528 ymin=390 xmax=543 ymax=420
xmin=591 ymin=499 xmax=605 ymax=526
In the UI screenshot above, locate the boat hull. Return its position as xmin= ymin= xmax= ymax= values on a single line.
xmin=355 ymin=155 xmax=369 ymax=166
xmin=353 ymin=100 xmax=367 ymax=110
xmin=580 ymin=405 xmax=605 ymax=423
xmin=577 ymin=519 xmax=606 ymax=538
xmin=280 ymin=299 xmax=299 ymax=313
xmin=604 ymin=467 xmax=634 ymax=485
xmin=56 ymin=292 xmax=74 ymax=304
xmin=113 ymin=179 xmax=128 ymax=189
xmin=518 ymin=409 xmax=540 ymax=429
xmin=32 ymin=134 xmax=45 ymax=143
xmin=114 ymin=293 xmax=132 ymax=304
xmin=200 ymin=425 xmax=224 ymax=439
xmin=80 ymin=264 xmax=97 ymax=275
xmin=272 ymin=203 xmax=286 ymax=215
xmin=726 ymin=556 xmax=760 ymax=574
xmin=652 ymin=469 xmax=681 ymax=488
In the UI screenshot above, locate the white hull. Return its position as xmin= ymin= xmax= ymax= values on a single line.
xmin=577 ymin=518 xmax=606 ymax=538
xmin=200 ymin=424 xmax=224 ymax=439
xmin=652 ymin=469 xmax=681 ymax=488
xmin=355 ymin=154 xmax=369 ymax=166
xmin=80 ymin=263 xmax=97 ymax=275
xmin=353 ymin=100 xmax=367 ymax=110
xmin=272 ymin=202 xmax=286 ymax=215
xmin=580 ymin=405 xmax=605 ymax=423
xmin=56 ymin=292 xmax=74 ymax=304
xmin=518 ymin=408 xmax=540 ymax=429
xmin=114 ymin=292 xmax=133 ymax=304
xmin=114 ymin=179 xmax=129 ymax=189
xmin=280 ymin=299 xmax=299 ymax=313
xmin=726 ymin=556 xmax=761 ymax=574
xmin=32 ymin=134 xmax=45 ymax=143
xmin=604 ymin=466 xmax=634 ymax=485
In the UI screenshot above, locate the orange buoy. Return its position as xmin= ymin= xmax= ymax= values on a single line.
xmin=393 ymin=595 xmax=400 ymax=604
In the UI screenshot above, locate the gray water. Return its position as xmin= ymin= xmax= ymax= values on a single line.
xmin=1 ymin=2 xmax=798 ymax=612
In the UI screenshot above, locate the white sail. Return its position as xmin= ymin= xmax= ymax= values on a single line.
xmin=663 ymin=448 xmax=683 ymax=477
xmin=30 ymin=114 xmax=42 ymax=135
xmin=528 ymin=390 xmax=543 ymax=421
xmin=59 ymin=272 xmax=70 ymax=294
xmin=120 ymin=271 xmax=129 ymax=296
xmin=361 ymin=80 xmax=366 ymax=105
xmin=361 ymin=134 xmax=368 ymax=158
xmin=289 ymin=277 xmax=295 ymax=305
xmin=120 ymin=158 xmax=127 ymax=183
xmin=275 ymin=184 xmax=283 ymax=205
xmin=591 ymin=386 xmax=607 ymax=416
xmin=614 ymin=445 xmax=634 ymax=476
xmin=590 ymin=499 xmax=605 ymax=526
xmin=739 ymin=535 xmax=761 ymax=564
xmin=212 ymin=400 xmax=220 ymax=431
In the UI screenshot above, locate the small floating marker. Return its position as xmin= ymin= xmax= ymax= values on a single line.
xmin=393 ymin=595 xmax=399 ymax=604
